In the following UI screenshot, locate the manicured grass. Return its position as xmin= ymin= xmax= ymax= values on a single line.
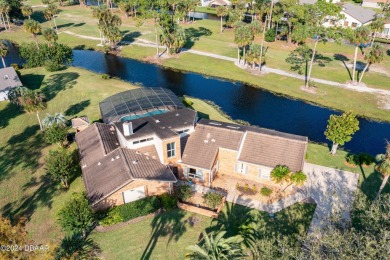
xmin=195 ymin=6 xmax=217 ymax=15
xmin=90 ymin=203 xmax=315 ymax=259
xmin=0 ymin=67 xmax=139 ymax=244
xmin=184 ymin=96 xmax=234 ymax=123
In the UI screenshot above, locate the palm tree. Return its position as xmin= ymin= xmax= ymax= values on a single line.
xmin=0 ymin=40 xmax=8 ymax=68
xmin=358 ymin=43 xmax=385 ymax=83
xmin=234 ymin=24 xmax=254 ymax=65
xmin=23 ymin=19 xmax=42 ymax=48
xmin=21 ymin=5 xmax=33 ymax=19
xmin=348 ymin=26 xmax=371 ymax=84
xmin=282 ymin=170 xmax=307 ymax=191
xmin=216 ymin=6 xmax=228 ymax=33
xmin=42 ymin=113 xmax=67 ymax=128
xmin=42 ymin=28 xmax=58 ymax=46
xmin=185 ymin=230 xmax=246 ymax=259
xmin=55 ymin=234 xmax=100 ymax=260
xmin=8 ymin=87 xmax=47 ymax=131
xmin=270 ymin=165 xmax=290 ymax=189
xmin=43 ymin=4 xmax=59 ymax=32
xmin=0 ymin=1 xmax=11 ymax=31
xmin=369 ymin=18 xmax=385 ymax=45
xmin=374 ymin=143 xmax=390 ymax=200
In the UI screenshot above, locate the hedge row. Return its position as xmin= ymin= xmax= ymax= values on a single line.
xmin=99 ymin=196 xmax=160 ymax=226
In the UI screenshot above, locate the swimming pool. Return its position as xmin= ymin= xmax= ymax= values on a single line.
xmin=119 ymin=109 xmax=168 ymax=122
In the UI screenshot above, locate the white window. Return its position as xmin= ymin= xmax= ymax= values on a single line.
xmin=258 ymin=167 xmax=272 ymax=180
xmin=167 ymin=142 xmax=176 ymax=158
xmin=234 ymin=163 xmax=248 ymax=175
xmin=186 ymin=167 xmax=204 ymax=181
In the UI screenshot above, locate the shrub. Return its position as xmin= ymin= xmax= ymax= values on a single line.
xmin=265 ymin=29 xmax=276 ymax=42
xmin=101 ymin=74 xmax=110 ymax=80
xmin=10 ymin=63 xmax=20 ymax=70
xmin=160 ymin=193 xmax=177 ymax=211
xmin=243 ymin=183 xmax=249 ymax=192
xmin=251 ymin=185 xmax=258 ymax=193
xmin=235 ymin=183 xmax=240 ymax=190
xmin=177 ymin=185 xmax=193 ymax=201
xmin=345 ymin=153 xmax=359 ymax=166
xmin=260 ymin=187 xmax=272 ymax=196
xmin=358 ymin=153 xmax=374 ymax=165
xmin=202 ymin=192 xmax=223 ymax=209
xmin=44 ymin=59 xmax=62 ymax=72
xmin=99 ymin=196 xmax=160 ymax=226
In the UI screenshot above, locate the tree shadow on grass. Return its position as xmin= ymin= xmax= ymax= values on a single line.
xmin=0 ymin=125 xmax=45 ymax=181
xmin=57 ymin=22 xmax=86 ymax=30
xmin=1 ymin=174 xmax=59 ymax=222
xmin=141 ymin=209 xmax=187 ymax=260
xmin=334 ymin=54 xmax=352 ymax=80
xmin=42 ymin=72 xmax=79 ymax=101
xmin=360 ymin=169 xmax=390 ymax=200
xmin=31 ymin=11 xmax=46 ymax=23
xmin=121 ymin=31 xmax=142 ymax=44
xmin=65 ymin=99 xmax=90 ymax=116
xmin=184 ymin=27 xmax=212 ymax=50
xmin=20 ymin=73 xmax=45 ymax=90
xmin=0 ymin=102 xmax=23 ymax=128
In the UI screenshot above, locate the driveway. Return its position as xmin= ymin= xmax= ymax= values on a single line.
xmin=302 ymin=163 xmax=359 ymax=234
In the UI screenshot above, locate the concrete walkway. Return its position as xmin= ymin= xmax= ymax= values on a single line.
xmin=61 ymin=30 xmax=390 ymax=97
xmin=178 ymin=163 xmax=359 ymax=235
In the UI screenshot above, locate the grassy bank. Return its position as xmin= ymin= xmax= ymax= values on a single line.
xmin=0 ymin=66 xmax=139 ymax=244
xmin=2 ymin=5 xmax=389 ymax=123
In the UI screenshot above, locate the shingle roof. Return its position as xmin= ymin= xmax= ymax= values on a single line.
xmin=71 ymin=117 xmax=90 ymax=128
xmin=238 ymin=131 xmax=307 ymax=172
xmin=182 ymin=121 xmax=244 ymax=169
xmin=114 ymin=108 xmax=197 ymax=141
xmin=342 ymin=3 xmax=376 ymax=24
xmin=182 ymin=119 xmax=307 ymax=171
xmin=0 ymin=67 xmax=23 ymax=91
xmin=76 ymin=123 xmax=176 ymax=205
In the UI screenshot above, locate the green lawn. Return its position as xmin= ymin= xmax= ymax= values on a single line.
xmin=0 ymin=67 xmax=139 ymax=244
xmin=90 ymin=203 xmax=315 ymax=259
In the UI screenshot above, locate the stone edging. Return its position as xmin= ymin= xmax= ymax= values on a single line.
xmin=94 ymin=208 xmax=163 ymax=233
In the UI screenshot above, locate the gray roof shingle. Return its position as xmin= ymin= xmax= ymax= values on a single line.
xmin=0 ymin=67 xmax=23 ymax=91
xmin=342 ymin=3 xmax=376 ymax=24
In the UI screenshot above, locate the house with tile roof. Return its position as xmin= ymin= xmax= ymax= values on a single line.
xmin=0 ymin=67 xmax=23 ymax=101
xmin=75 ymin=88 xmax=308 ymax=210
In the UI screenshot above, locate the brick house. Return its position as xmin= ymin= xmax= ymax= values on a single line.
xmin=76 ymin=88 xmax=308 ymax=210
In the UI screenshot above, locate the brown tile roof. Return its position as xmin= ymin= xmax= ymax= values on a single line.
xmin=135 ymin=145 xmax=159 ymax=160
xmin=181 ymin=122 xmax=244 ymax=169
xmin=75 ymin=123 xmax=176 ymax=205
xmin=71 ymin=117 xmax=90 ymax=129
xmin=238 ymin=131 xmax=307 ymax=172
xmin=182 ymin=119 xmax=307 ymax=171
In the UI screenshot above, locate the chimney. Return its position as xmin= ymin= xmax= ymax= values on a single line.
xmin=123 ymin=122 xmax=133 ymax=136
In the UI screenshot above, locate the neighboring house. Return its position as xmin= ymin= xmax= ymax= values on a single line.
xmin=201 ymin=0 xmax=213 ymax=7
xmin=76 ymin=88 xmax=308 ymax=210
xmin=324 ymin=3 xmax=377 ymax=28
xmin=209 ymin=0 xmax=231 ymax=8
xmin=0 ymin=67 xmax=23 ymax=101
xmin=71 ymin=116 xmax=90 ymax=132
xmin=376 ymin=22 xmax=390 ymax=39
xmin=362 ymin=0 xmax=387 ymax=8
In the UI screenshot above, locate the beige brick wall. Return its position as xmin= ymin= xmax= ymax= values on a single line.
xmin=177 ymin=163 xmax=211 ymax=187
xmin=162 ymin=137 xmax=181 ymax=164
xmin=215 ymin=148 xmax=278 ymax=187
xmin=93 ymin=180 xmax=171 ymax=211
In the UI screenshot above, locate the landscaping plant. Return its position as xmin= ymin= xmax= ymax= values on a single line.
xmin=160 ymin=193 xmax=177 ymax=211
xmin=177 ymin=184 xmax=193 ymax=202
xmin=202 ymin=192 xmax=223 ymax=209
xmin=260 ymin=187 xmax=272 ymax=197
xmin=45 ymin=148 xmax=76 ymax=188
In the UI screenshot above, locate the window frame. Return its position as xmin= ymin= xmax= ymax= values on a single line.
xmin=167 ymin=142 xmax=176 ymax=158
